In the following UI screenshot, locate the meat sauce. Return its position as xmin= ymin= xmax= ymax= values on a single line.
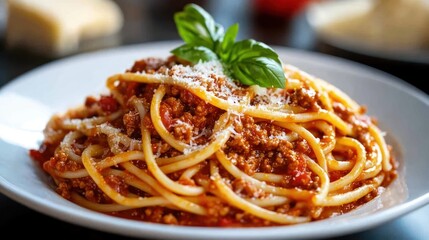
xmin=30 ymin=57 xmax=396 ymax=227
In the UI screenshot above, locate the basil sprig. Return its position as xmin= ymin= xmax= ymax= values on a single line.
xmin=172 ymin=4 xmax=286 ymax=89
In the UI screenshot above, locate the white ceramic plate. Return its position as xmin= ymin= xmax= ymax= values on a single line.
xmin=305 ymin=0 xmax=429 ymax=65
xmin=0 ymin=41 xmax=428 ymax=239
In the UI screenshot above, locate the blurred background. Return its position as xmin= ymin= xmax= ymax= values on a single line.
xmin=0 ymin=0 xmax=428 ymax=239
xmin=1 ymin=0 xmax=428 ymax=93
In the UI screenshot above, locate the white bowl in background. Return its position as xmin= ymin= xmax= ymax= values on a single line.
xmin=305 ymin=0 xmax=429 ymax=64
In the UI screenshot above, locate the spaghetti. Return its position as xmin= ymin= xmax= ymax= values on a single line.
xmin=30 ymin=56 xmax=397 ymax=226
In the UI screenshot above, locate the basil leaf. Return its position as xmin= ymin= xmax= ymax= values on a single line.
xmin=227 ymin=39 xmax=281 ymax=65
xmin=230 ymin=57 xmax=286 ymax=88
xmin=172 ymin=4 xmax=287 ymax=89
xmin=171 ymin=44 xmax=218 ymax=63
xmin=174 ymin=4 xmax=223 ymax=50
xmin=226 ymin=40 xmax=285 ymax=88
xmin=218 ymin=23 xmax=239 ymax=59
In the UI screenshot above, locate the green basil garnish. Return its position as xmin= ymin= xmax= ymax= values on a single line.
xmin=172 ymin=3 xmax=286 ymax=89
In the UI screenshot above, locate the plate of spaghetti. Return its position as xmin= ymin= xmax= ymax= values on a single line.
xmin=1 ymin=4 xmax=429 ymax=240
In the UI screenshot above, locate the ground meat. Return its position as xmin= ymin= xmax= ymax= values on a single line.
xmin=105 ymin=175 xmax=128 ymax=196
xmin=144 ymin=207 xmax=165 ymax=223
xmin=159 ymin=86 xmax=224 ymax=145
xmin=224 ymin=115 xmax=316 ymax=190
xmin=164 ymin=97 xmax=185 ymax=118
xmin=289 ymin=88 xmax=319 ymax=110
xmin=295 ymin=139 xmax=312 ymax=156
xmin=332 ymin=101 xmax=368 ymax=125
xmin=98 ymin=95 xmax=119 ymax=114
xmin=56 ymin=176 xmax=110 ymax=203
xmin=128 ymin=57 xmax=167 ymax=73
xmin=172 ymin=114 xmax=194 ymax=143
xmin=163 ymin=214 xmax=179 ymax=225
xmin=142 ymin=115 xmax=157 ymax=136
xmin=123 ymin=110 xmax=140 ymax=136
xmin=45 ymin=150 xmax=81 ymax=172
xmin=232 ymin=178 xmax=264 ymax=198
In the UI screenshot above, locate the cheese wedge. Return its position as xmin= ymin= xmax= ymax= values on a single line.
xmin=6 ymin=0 xmax=124 ymax=57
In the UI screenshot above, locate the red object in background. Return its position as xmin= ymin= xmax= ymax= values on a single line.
xmin=254 ymin=0 xmax=314 ymax=19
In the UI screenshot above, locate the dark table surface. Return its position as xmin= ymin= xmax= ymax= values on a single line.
xmin=0 ymin=0 xmax=428 ymax=239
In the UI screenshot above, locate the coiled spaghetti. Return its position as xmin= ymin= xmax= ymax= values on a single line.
xmin=30 ymin=56 xmax=396 ymax=226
